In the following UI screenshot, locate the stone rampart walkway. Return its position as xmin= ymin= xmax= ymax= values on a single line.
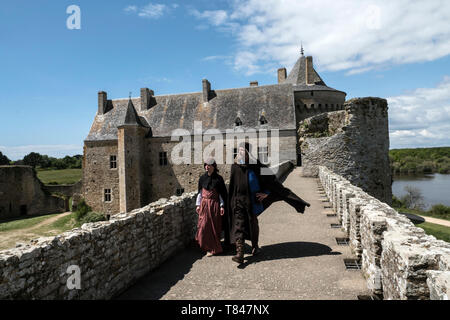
xmin=117 ymin=168 xmax=370 ymax=300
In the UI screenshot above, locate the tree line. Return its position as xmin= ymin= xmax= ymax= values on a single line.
xmin=0 ymin=151 xmax=82 ymax=170
xmin=390 ymin=147 xmax=450 ymax=175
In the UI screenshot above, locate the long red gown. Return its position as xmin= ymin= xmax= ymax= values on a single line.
xmin=195 ymin=188 xmax=223 ymax=254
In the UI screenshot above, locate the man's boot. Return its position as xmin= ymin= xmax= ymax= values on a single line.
xmin=232 ymin=238 xmax=244 ymax=264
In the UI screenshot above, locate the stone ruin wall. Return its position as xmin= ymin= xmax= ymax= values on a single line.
xmin=0 ymin=166 xmax=65 ymax=220
xmin=319 ymin=166 xmax=450 ymax=300
xmin=299 ymin=97 xmax=392 ymax=205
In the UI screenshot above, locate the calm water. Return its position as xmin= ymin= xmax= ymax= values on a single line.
xmin=392 ymin=174 xmax=450 ymax=209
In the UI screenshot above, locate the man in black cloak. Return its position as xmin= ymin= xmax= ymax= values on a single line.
xmin=226 ymin=142 xmax=310 ymax=264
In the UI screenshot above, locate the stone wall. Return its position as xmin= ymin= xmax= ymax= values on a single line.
xmin=83 ymin=140 xmax=120 ymax=215
xmin=0 ymin=166 xmax=65 ymax=220
xmin=0 ymin=161 xmax=294 ymax=300
xmin=319 ymin=166 xmax=450 ymax=300
xmin=0 ymin=192 xmax=198 ymax=299
xmin=299 ymin=97 xmax=392 ymax=204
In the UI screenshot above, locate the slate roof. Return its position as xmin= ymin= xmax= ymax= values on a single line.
xmin=283 ymin=55 xmax=344 ymax=94
xmin=285 ymin=55 xmax=326 ymax=86
xmin=85 ymin=83 xmax=296 ymax=141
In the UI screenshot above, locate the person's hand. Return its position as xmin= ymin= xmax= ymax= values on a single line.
xmin=196 ymin=206 xmax=200 ymax=214
xmin=256 ymin=193 xmax=268 ymax=202
xmin=220 ymin=207 xmax=225 ymax=216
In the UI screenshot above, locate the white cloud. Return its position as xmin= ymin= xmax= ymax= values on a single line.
xmin=388 ymin=76 xmax=450 ymax=149
xmin=0 ymin=145 xmax=83 ymax=161
xmin=191 ymin=0 xmax=450 ymax=76
xmin=125 ymin=3 xmax=175 ymax=19
xmin=124 ymin=5 xmax=138 ymax=13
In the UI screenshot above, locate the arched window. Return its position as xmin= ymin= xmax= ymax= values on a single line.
xmin=235 ymin=117 xmax=242 ymax=126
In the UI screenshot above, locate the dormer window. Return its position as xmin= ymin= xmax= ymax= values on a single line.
xmin=235 ymin=117 xmax=242 ymax=126
xmin=259 ymin=115 xmax=268 ymax=125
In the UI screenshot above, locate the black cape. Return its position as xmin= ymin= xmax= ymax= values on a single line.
xmin=226 ymin=161 xmax=310 ymax=243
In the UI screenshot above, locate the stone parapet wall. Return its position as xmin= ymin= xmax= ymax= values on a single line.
xmin=319 ymin=166 xmax=450 ymax=300
xmin=0 ymin=192 xmax=197 ymax=299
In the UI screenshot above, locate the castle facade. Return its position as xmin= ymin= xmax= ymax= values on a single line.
xmin=83 ymin=52 xmax=347 ymax=214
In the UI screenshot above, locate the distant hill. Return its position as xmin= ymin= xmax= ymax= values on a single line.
xmin=389 ymin=147 xmax=450 ymax=174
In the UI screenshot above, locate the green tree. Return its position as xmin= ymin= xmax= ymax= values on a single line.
xmin=0 ymin=151 xmax=10 ymax=165
xmin=23 ymin=152 xmax=43 ymax=168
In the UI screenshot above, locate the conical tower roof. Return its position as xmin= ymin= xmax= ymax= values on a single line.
xmin=119 ymin=98 xmax=148 ymax=127
xmin=284 ymin=55 xmax=326 ymax=86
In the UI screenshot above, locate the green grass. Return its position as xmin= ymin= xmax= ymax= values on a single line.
xmin=394 ymin=207 xmax=450 ymax=222
xmin=414 ymin=221 xmax=450 ymax=243
xmin=36 ymin=168 xmax=82 ymax=185
xmin=0 ymin=213 xmax=62 ymax=232
xmin=33 ymin=212 xmax=80 ymax=234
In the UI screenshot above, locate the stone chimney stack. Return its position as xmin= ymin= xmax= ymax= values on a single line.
xmin=277 ymin=68 xmax=287 ymax=83
xmin=202 ymin=79 xmax=211 ymax=103
xmin=140 ymin=88 xmax=155 ymax=111
xmin=305 ymin=56 xmax=314 ymax=85
xmin=250 ymin=81 xmax=259 ymax=87
xmin=98 ymin=91 xmax=107 ymax=115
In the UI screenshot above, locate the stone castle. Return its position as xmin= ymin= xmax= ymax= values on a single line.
xmin=82 ymin=51 xmax=390 ymax=215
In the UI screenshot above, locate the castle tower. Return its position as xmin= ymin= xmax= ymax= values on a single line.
xmin=117 ymin=98 xmax=149 ymax=212
xmin=282 ymin=50 xmax=347 ymax=122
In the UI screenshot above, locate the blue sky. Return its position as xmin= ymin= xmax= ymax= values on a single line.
xmin=1 ymin=0 xmax=449 ymax=160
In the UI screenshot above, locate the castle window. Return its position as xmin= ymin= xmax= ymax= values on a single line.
xmin=258 ymin=146 xmax=269 ymax=164
xmin=318 ymin=104 xmax=322 ymax=108
xmin=259 ymin=115 xmax=268 ymax=125
xmin=235 ymin=117 xmax=242 ymax=126
xmin=104 ymin=189 xmax=112 ymax=202
xmin=159 ymin=152 xmax=168 ymax=166
xmin=233 ymin=148 xmax=238 ymax=159
xmin=110 ymin=155 xmax=117 ymax=169
xmin=311 ymin=91 xmax=314 ymax=96
xmin=176 ymin=188 xmax=185 ymax=196
xmin=311 ymin=104 xmax=314 ymax=108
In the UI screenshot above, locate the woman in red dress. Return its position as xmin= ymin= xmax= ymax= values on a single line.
xmin=195 ymin=158 xmax=228 ymax=256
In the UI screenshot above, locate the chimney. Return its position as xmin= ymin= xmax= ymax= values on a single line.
xmin=277 ymin=68 xmax=287 ymax=83
xmin=202 ymin=79 xmax=211 ymax=103
xmin=250 ymin=81 xmax=259 ymax=87
xmin=305 ymin=56 xmax=314 ymax=85
xmin=98 ymin=91 xmax=107 ymax=115
xmin=140 ymin=88 xmax=155 ymax=111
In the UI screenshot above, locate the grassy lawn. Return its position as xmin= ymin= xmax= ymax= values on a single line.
xmin=413 ymin=221 xmax=450 ymax=243
xmin=36 ymin=168 xmax=82 ymax=185
xmin=0 ymin=213 xmax=62 ymax=232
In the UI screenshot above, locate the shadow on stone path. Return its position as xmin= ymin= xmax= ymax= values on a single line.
xmin=238 ymin=241 xmax=341 ymax=269
xmin=117 ymin=243 xmax=203 ymax=300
